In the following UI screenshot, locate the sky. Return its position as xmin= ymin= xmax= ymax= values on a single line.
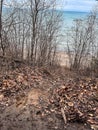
xmin=56 ymin=0 xmax=98 ymax=12
xmin=4 ymin=0 xmax=98 ymax=12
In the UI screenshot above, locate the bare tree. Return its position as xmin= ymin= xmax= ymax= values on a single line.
xmin=0 ymin=0 xmax=4 ymax=55
xmin=0 ymin=0 xmax=62 ymax=69
xmin=66 ymin=11 xmax=97 ymax=70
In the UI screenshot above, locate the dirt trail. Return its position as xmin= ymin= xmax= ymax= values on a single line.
xmin=27 ymin=88 xmax=49 ymax=106
xmin=0 ymin=87 xmax=92 ymax=130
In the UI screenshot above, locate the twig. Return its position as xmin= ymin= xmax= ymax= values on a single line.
xmin=61 ymin=108 xmax=67 ymax=125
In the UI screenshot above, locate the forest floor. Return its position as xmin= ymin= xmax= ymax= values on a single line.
xmin=0 ymin=66 xmax=98 ymax=130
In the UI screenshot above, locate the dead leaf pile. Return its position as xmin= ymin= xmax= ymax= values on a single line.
xmin=0 ymin=67 xmax=53 ymax=108
xmin=0 ymin=69 xmax=33 ymax=96
xmin=51 ymin=78 xmax=98 ymax=129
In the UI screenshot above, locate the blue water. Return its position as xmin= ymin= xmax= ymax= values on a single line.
xmin=3 ymin=7 xmax=89 ymax=26
xmin=61 ymin=11 xmax=89 ymax=26
xmin=56 ymin=11 xmax=90 ymax=50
